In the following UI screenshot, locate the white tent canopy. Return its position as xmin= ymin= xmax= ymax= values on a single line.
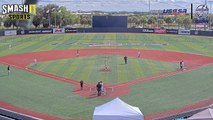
xmin=93 ymin=97 xmax=144 ymax=120
xmin=187 ymin=108 xmax=213 ymax=120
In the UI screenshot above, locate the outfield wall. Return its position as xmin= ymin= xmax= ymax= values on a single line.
xmin=0 ymin=31 xmax=4 ymax=36
xmin=190 ymin=30 xmax=213 ymax=36
xmin=0 ymin=28 xmax=213 ymax=37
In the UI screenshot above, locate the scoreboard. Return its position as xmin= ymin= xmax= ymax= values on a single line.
xmin=92 ymin=16 xmax=127 ymax=28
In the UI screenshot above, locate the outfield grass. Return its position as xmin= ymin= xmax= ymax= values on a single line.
xmin=28 ymin=55 xmax=179 ymax=84
xmin=0 ymin=33 xmax=212 ymax=57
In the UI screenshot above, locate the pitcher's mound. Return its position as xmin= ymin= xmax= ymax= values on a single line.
xmin=99 ymin=68 xmax=112 ymax=72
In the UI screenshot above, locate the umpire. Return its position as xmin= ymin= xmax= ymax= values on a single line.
xmin=96 ymin=82 xmax=102 ymax=96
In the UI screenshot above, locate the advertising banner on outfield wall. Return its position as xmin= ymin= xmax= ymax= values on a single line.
xmin=142 ymin=28 xmax=154 ymax=33
xmin=191 ymin=30 xmax=213 ymax=36
xmin=17 ymin=30 xmax=26 ymax=35
xmin=19 ymin=29 xmax=53 ymax=34
xmin=178 ymin=29 xmax=190 ymax=35
xmin=4 ymin=30 xmax=17 ymax=36
xmin=53 ymin=28 xmax=65 ymax=34
xmin=65 ymin=28 xmax=77 ymax=33
xmin=154 ymin=28 xmax=166 ymax=34
xmin=166 ymin=29 xmax=178 ymax=34
xmin=0 ymin=31 xmax=4 ymax=36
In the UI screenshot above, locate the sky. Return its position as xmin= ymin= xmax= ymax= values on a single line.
xmin=0 ymin=0 xmax=213 ymax=12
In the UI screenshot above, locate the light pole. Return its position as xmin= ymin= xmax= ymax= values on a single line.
xmin=58 ymin=10 xmax=62 ymax=28
xmin=51 ymin=8 xmax=57 ymax=28
xmin=55 ymin=13 xmax=56 ymax=28
xmin=149 ymin=0 xmax=151 ymax=12
xmin=46 ymin=9 xmax=50 ymax=28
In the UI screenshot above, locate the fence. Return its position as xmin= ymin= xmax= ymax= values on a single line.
xmin=1 ymin=28 xmax=213 ymax=37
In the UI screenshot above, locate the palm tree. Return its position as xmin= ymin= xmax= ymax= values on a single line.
xmin=158 ymin=19 xmax=164 ymax=28
xmin=3 ymin=18 xmax=12 ymax=29
xmin=165 ymin=17 xmax=173 ymax=29
xmin=176 ymin=16 xmax=184 ymax=30
xmin=183 ymin=16 xmax=192 ymax=29
xmin=147 ymin=16 xmax=157 ymax=28
xmin=128 ymin=17 xmax=134 ymax=28
xmin=140 ymin=16 xmax=147 ymax=28
xmin=130 ymin=16 xmax=138 ymax=28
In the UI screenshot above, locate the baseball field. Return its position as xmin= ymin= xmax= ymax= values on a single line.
xmin=0 ymin=33 xmax=213 ymax=120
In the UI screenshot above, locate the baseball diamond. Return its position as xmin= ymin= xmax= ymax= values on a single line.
xmin=0 ymin=33 xmax=213 ymax=120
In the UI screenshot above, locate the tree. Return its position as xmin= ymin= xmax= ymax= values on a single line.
xmin=80 ymin=17 xmax=88 ymax=27
xmin=183 ymin=16 xmax=192 ymax=29
xmin=140 ymin=16 xmax=147 ymax=27
xmin=80 ymin=16 xmax=91 ymax=27
xmin=165 ymin=17 xmax=173 ymax=28
xmin=58 ymin=6 xmax=79 ymax=27
xmin=33 ymin=15 xmax=42 ymax=28
xmin=131 ymin=16 xmax=138 ymax=27
xmin=11 ymin=20 xmax=18 ymax=29
xmin=42 ymin=19 xmax=49 ymax=28
xmin=42 ymin=4 xmax=59 ymax=27
xmin=135 ymin=17 xmax=140 ymax=26
xmin=72 ymin=15 xmax=80 ymax=25
xmin=158 ymin=19 xmax=164 ymax=28
xmin=208 ymin=15 xmax=213 ymax=29
xmin=86 ymin=17 xmax=92 ymax=26
xmin=32 ymin=7 xmax=43 ymax=28
xmin=176 ymin=16 xmax=184 ymax=29
xmin=147 ymin=16 xmax=157 ymax=28
xmin=128 ymin=17 xmax=134 ymax=27
xmin=0 ymin=17 xmax=2 ymax=26
xmin=211 ymin=22 xmax=213 ymax=29
xmin=4 ymin=18 xmax=12 ymax=28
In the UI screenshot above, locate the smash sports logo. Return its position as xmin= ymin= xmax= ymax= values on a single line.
xmin=2 ymin=4 xmax=36 ymax=20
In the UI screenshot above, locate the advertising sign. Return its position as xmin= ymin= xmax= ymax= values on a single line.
xmin=23 ymin=29 xmax=53 ymax=34
xmin=195 ymin=5 xmax=209 ymax=20
xmin=2 ymin=4 xmax=36 ymax=20
xmin=195 ymin=19 xmax=209 ymax=24
xmin=53 ymin=28 xmax=65 ymax=34
xmin=178 ymin=30 xmax=190 ymax=35
xmin=166 ymin=29 xmax=178 ymax=34
xmin=154 ymin=28 xmax=166 ymax=34
xmin=163 ymin=9 xmax=187 ymax=15
xmin=4 ymin=30 xmax=17 ymax=36
xmin=0 ymin=31 xmax=4 ymax=36
xmin=65 ymin=28 xmax=77 ymax=33
xmin=142 ymin=28 xmax=154 ymax=33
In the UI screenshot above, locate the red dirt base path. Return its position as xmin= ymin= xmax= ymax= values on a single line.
xmin=0 ymin=48 xmax=213 ymax=120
